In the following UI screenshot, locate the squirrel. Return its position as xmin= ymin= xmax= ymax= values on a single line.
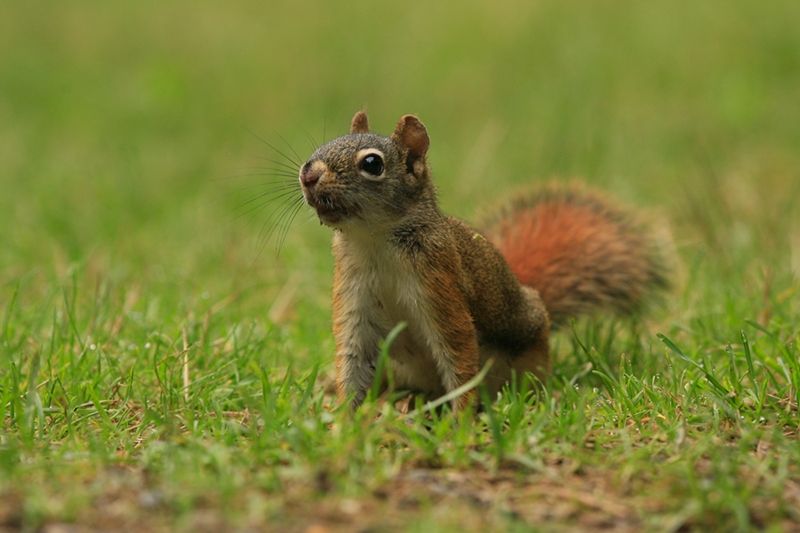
xmin=298 ymin=111 xmax=668 ymax=412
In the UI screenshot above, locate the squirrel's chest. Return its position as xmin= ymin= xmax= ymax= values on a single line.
xmin=333 ymin=239 xmax=448 ymax=394
xmin=336 ymin=244 xmax=429 ymax=327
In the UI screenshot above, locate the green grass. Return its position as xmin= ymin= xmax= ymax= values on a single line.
xmin=2 ymin=1 xmax=800 ymax=531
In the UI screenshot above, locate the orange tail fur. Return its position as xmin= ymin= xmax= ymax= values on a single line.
xmin=481 ymin=185 xmax=668 ymax=327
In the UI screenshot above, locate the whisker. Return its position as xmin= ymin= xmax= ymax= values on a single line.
xmin=227 ymin=188 xmax=302 ymax=224
xmin=224 ymin=189 xmax=302 ymax=212
xmin=275 ymin=132 xmax=305 ymax=167
xmin=242 ymin=156 xmax=300 ymax=174
xmin=215 ymin=186 xmax=300 ymax=222
xmin=300 ymin=127 xmax=319 ymax=153
xmin=274 ymin=198 xmax=306 ymax=254
xmin=231 ymin=183 xmax=300 ymax=206
xmin=257 ymin=195 xmax=305 ymax=256
xmin=229 ymin=165 xmax=300 ymax=174
xmin=231 ymin=171 xmax=298 ymax=178
xmin=219 ymin=171 xmax=299 ymax=182
xmin=213 ymin=169 xmax=297 ymax=182
xmin=243 ymin=127 xmax=304 ymax=169
xmin=249 ymin=197 xmax=299 ymax=248
xmin=228 ymin=128 xmax=313 ymax=259
xmin=221 ymin=181 xmax=300 ymax=198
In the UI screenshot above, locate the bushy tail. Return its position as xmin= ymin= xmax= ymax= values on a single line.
xmin=480 ymin=184 xmax=669 ymax=327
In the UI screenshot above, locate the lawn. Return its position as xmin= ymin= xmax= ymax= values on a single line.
xmin=1 ymin=1 xmax=800 ymax=532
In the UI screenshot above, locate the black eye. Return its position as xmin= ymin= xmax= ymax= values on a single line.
xmin=359 ymin=154 xmax=384 ymax=176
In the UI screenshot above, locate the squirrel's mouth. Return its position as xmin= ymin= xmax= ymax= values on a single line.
xmin=303 ymin=193 xmax=357 ymax=225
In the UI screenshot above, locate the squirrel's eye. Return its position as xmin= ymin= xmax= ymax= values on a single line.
xmin=359 ymin=154 xmax=384 ymax=176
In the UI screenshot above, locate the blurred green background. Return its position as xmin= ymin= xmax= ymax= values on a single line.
xmin=3 ymin=4 xmax=800 ymax=529
xmin=1 ymin=0 xmax=799 ymax=311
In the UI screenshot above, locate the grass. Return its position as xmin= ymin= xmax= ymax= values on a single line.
xmin=1 ymin=1 xmax=800 ymax=531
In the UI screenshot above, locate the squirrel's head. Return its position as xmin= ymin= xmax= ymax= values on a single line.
xmin=299 ymin=111 xmax=433 ymax=229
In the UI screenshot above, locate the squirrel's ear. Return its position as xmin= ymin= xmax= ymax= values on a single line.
xmin=350 ymin=111 xmax=370 ymax=134
xmin=392 ymin=115 xmax=430 ymax=175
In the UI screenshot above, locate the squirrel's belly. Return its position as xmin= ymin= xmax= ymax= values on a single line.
xmin=367 ymin=298 xmax=447 ymax=397
xmin=371 ymin=280 xmax=449 ymax=398
xmin=387 ymin=330 xmax=447 ymax=398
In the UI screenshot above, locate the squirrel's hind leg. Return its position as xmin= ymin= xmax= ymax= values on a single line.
xmin=478 ymin=338 xmax=550 ymax=399
xmin=478 ymin=286 xmax=551 ymax=399
xmin=508 ymin=286 xmax=551 ymax=380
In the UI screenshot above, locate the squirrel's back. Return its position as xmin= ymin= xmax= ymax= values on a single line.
xmin=480 ymin=184 xmax=668 ymax=327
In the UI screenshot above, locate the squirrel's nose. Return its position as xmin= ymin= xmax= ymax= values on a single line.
xmin=300 ymin=165 xmax=322 ymax=188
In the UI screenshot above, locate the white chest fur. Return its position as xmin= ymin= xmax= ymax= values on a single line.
xmin=333 ymin=231 xmax=448 ymax=396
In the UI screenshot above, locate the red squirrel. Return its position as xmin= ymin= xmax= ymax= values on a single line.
xmin=299 ymin=111 xmax=667 ymax=412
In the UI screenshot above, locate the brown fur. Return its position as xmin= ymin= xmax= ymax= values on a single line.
xmin=420 ymin=250 xmax=481 ymax=411
xmin=300 ymin=112 xmax=667 ymax=413
xmin=350 ymin=111 xmax=370 ymax=134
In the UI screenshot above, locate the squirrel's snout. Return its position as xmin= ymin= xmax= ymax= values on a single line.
xmin=300 ymin=164 xmax=323 ymax=188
